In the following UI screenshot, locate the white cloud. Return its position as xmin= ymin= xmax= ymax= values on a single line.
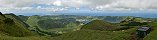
xmin=85 ymin=0 xmax=157 ymax=11
xmin=0 ymin=7 xmax=67 ymax=14
xmin=0 ymin=0 xmax=35 ymax=7
xmin=56 ymin=0 xmax=90 ymax=7
xmin=0 ymin=0 xmax=90 ymax=7
xmin=112 ymin=0 xmax=157 ymax=9
xmin=53 ymin=1 xmax=62 ymax=6
xmin=0 ymin=0 xmax=157 ymax=11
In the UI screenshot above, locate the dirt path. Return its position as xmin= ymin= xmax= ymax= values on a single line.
xmin=130 ymin=32 xmax=143 ymax=40
xmin=130 ymin=32 xmax=138 ymax=40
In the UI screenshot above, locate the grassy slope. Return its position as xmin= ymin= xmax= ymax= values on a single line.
xmin=52 ymin=20 xmax=137 ymax=40
xmin=26 ymin=16 xmax=81 ymax=34
xmin=26 ymin=16 xmax=40 ymax=27
xmin=1 ymin=14 xmax=156 ymax=40
xmin=52 ymin=28 xmax=136 ymax=40
xmin=0 ymin=36 xmax=50 ymax=40
xmin=5 ymin=14 xmax=30 ymax=28
xmin=144 ymin=22 xmax=157 ymax=40
xmin=0 ymin=13 xmax=34 ymax=37
xmin=18 ymin=15 xmax=29 ymax=22
xmin=82 ymin=20 xmax=119 ymax=31
xmin=26 ymin=16 xmax=60 ymax=36
xmin=0 ymin=13 xmax=52 ymax=40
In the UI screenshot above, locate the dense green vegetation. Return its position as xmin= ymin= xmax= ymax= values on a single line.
xmin=0 ymin=13 xmax=34 ymax=37
xmin=120 ymin=17 xmax=148 ymax=26
xmin=25 ymin=15 xmax=81 ymax=37
xmin=144 ymin=22 xmax=157 ymax=40
xmin=0 ymin=36 xmax=50 ymax=40
xmin=26 ymin=15 xmax=40 ymax=27
xmin=82 ymin=20 xmax=119 ymax=31
xmin=37 ymin=19 xmax=79 ymax=29
xmin=52 ymin=28 xmax=136 ymax=40
xmin=0 ymin=12 xmax=157 ymax=40
xmin=18 ymin=15 xmax=29 ymax=22
xmin=5 ymin=13 xmax=30 ymax=28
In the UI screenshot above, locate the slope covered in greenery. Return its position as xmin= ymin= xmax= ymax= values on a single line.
xmin=1 ymin=13 xmax=157 ymax=40
xmin=52 ymin=28 xmax=136 ymax=40
xmin=26 ymin=15 xmax=40 ymax=27
xmin=25 ymin=15 xmax=81 ymax=35
xmin=0 ymin=12 xmax=34 ymax=37
xmin=82 ymin=20 xmax=119 ymax=31
xmin=120 ymin=17 xmax=148 ymax=26
xmin=18 ymin=15 xmax=29 ymax=22
xmin=0 ymin=36 xmax=50 ymax=40
xmin=5 ymin=13 xmax=30 ymax=28
xmin=144 ymin=22 xmax=157 ymax=40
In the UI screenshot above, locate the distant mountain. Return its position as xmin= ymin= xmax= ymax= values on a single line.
xmin=18 ymin=15 xmax=29 ymax=22
xmin=81 ymin=20 xmax=118 ymax=31
xmin=103 ymin=16 xmax=127 ymax=23
xmin=120 ymin=17 xmax=148 ymax=26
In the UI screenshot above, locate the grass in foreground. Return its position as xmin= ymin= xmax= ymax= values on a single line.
xmin=52 ymin=28 xmax=136 ymax=40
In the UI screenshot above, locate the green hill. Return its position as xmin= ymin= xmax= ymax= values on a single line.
xmin=0 ymin=12 xmax=34 ymax=37
xmin=1 ymin=13 xmax=156 ymax=40
xmin=52 ymin=20 xmax=137 ymax=40
xmin=103 ymin=16 xmax=127 ymax=23
xmin=26 ymin=15 xmax=40 ymax=27
xmin=18 ymin=15 xmax=29 ymax=22
xmin=0 ymin=12 xmax=6 ymax=19
xmin=81 ymin=20 xmax=118 ymax=31
xmin=52 ymin=28 xmax=136 ymax=40
xmin=144 ymin=22 xmax=157 ymax=40
xmin=25 ymin=15 xmax=81 ymax=34
xmin=25 ymin=15 xmax=60 ymax=36
xmin=5 ymin=13 xmax=30 ymax=28
xmin=120 ymin=17 xmax=148 ymax=26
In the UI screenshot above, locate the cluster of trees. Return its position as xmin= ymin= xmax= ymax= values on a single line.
xmin=1 ymin=13 xmax=157 ymax=40
xmin=37 ymin=18 xmax=80 ymax=29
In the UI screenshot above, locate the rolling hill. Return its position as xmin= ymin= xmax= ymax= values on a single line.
xmin=1 ymin=12 xmax=157 ymax=40
xmin=81 ymin=20 xmax=118 ymax=31
xmin=103 ymin=16 xmax=127 ymax=23
xmin=52 ymin=27 xmax=137 ymax=40
xmin=0 ymin=12 xmax=34 ymax=37
xmin=5 ymin=13 xmax=30 ymax=28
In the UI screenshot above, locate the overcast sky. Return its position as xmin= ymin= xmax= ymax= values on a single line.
xmin=0 ymin=0 xmax=157 ymax=15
